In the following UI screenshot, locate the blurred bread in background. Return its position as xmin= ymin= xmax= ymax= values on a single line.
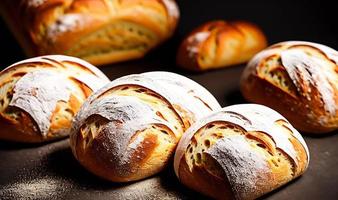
xmin=0 ymin=0 xmax=179 ymax=66
xmin=177 ymin=20 xmax=267 ymax=71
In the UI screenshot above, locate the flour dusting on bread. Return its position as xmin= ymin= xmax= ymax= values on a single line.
xmin=26 ymin=0 xmax=47 ymax=8
xmin=186 ymin=32 xmax=210 ymax=58
xmin=46 ymin=14 xmax=87 ymax=42
xmin=281 ymin=49 xmax=336 ymax=116
xmin=207 ymin=135 xmax=269 ymax=200
xmin=9 ymin=70 xmax=71 ymax=136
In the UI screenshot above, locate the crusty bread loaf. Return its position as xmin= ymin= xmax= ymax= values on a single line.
xmin=177 ymin=20 xmax=267 ymax=71
xmin=240 ymin=41 xmax=338 ymax=134
xmin=0 ymin=0 xmax=179 ymax=66
xmin=70 ymin=71 xmax=221 ymax=182
xmin=0 ymin=55 xmax=109 ymax=143
xmin=174 ymin=104 xmax=309 ymax=200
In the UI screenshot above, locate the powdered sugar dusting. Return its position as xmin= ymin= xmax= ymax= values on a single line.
xmin=72 ymin=71 xmax=220 ymax=176
xmin=142 ymin=72 xmax=221 ymax=117
xmin=3 ymin=55 xmax=109 ymax=84
xmin=279 ymin=41 xmax=338 ymax=64
xmin=281 ymin=49 xmax=336 ymax=116
xmin=161 ymin=0 xmax=179 ymax=19
xmin=9 ymin=70 xmax=71 ymax=136
xmin=72 ymin=73 xmax=108 ymax=92
xmin=46 ymin=14 xmax=86 ymax=42
xmin=243 ymin=47 xmax=282 ymax=78
xmin=174 ymin=109 xmax=252 ymax=177
xmin=186 ymin=32 xmax=210 ymax=58
xmin=189 ymin=32 xmax=210 ymax=43
xmin=2 ymin=55 xmax=109 ymax=138
xmin=88 ymin=72 xmax=220 ymax=124
xmin=207 ymin=134 xmax=269 ymax=200
xmin=174 ymin=104 xmax=309 ymax=178
xmin=26 ymin=0 xmax=47 ymax=8
xmin=7 ymin=55 xmax=109 ymax=92
xmin=243 ymin=41 xmax=337 ymax=131
xmin=129 ymin=134 xmax=145 ymax=150
xmin=73 ymin=95 xmax=176 ymax=176
xmin=43 ymin=55 xmax=110 ymax=82
xmin=225 ymin=104 xmax=309 ymax=165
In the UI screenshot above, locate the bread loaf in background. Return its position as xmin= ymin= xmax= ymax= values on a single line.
xmin=174 ymin=104 xmax=309 ymax=200
xmin=0 ymin=55 xmax=109 ymax=143
xmin=240 ymin=41 xmax=338 ymax=134
xmin=70 ymin=71 xmax=221 ymax=182
xmin=177 ymin=20 xmax=267 ymax=71
xmin=0 ymin=0 xmax=179 ymax=66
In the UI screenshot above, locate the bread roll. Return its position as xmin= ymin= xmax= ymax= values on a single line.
xmin=177 ymin=20 xmax=267 ymax=71
xmin=70 ymin=71 xmax=221 ymax=182
xmin=0 ymin=55 xmax=110 ymax=143
xmin=174 ymin=104 xmax=309 ymax=200
xmin=240 ymin=41 xmax=338 ymax=133
xmin=0 ymin=0 xmax=179 ymax=66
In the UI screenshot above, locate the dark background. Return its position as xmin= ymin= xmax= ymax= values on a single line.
xmin=1 ymin=1 xmax=337 ymax=68
xmin=1 ymin=1 xmax=338 ymax=200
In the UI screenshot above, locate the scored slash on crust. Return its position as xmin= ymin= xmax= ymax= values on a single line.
xmin=0 ymin=55 xmax=109 ymax=142
xmin=174 ymin=104 xmax=310 ymax=200
xmin=70 ymin=71 xmax=221 ymax=182
xmin=241 ymin=41 xmax=338 ymax=133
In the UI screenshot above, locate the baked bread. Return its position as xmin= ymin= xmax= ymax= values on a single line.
xmin=174 ymin=104 xmax=309 ymax=200
xmin=177 ymin=20 xmax=267 ymax=71
xmin=0 ymin=0 xmax=179 ymax=66
xmin=70 ymin=71 xmax=221 ymax=182
xmin=240 ymin=41 xmax=338 ymax=134
xmin=0 ymin=55 xmax=110 ymax=143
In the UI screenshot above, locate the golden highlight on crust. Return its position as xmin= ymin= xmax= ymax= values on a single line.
xmin=241 ymin=41 xmax=338 ymax=133
xmin=177 ymin=20 xmax=267 ymax=71
xmin=71 ymin=86 xmax=188 ymax=182
xmin=0 ymin=55 xmax=109 ymax=143
xmin=70 ymin=72 xmax=221 ymax=182
xmin=0 ymin=0 xmax=179 ymax=66
xmin=174 ymin=104 xmax=309 ymax=200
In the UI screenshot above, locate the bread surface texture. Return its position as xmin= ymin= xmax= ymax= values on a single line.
xmin=0 ymin=0 xmax=179 ymax=65
xmin=177 ymin=20 xmax=267 ymax=71
xmin=0 ymin=55 xmax=109 ymax=142
xmin=70 ymin=71 xmax=221 ymax=182
xmin=174 ymin=104 xmax=309 ymax=200
xmin=240 ymin=41 xmax=338 ymax=133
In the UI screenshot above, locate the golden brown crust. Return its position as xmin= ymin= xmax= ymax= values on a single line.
xmin=178 ymin=157 xmax=234 ymax=200
xmin=240 ymin=41 xmax=338 ymax=134
xmin=174 ymin=104 xmax=309 ymax=200
xmin=74 ymin=118 xmax=175 ymax=182
xmin=0 ymin=0 xmax=179 ymax=66
xmin=0 ymin=55 xmax=109 ymax=143
xmin=0 ymin=108 xmax=42 ymax=143
xmin=177 ymin=20 xmax=267 ymax=71
xmin=70 ymin=72 xmax=221 ymax=182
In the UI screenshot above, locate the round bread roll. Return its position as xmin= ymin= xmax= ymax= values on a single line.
xmin=177 ymin=20 xmax=267 ymax=71
xmin=0 ymin=0 xmax=179 ymax=66
xmin=240 ymin=41 xmax=338 ymax=133
xmin=70 ymin=71 xmax=221 ymax=182
xmin=0 ymin=55 xmax=110 ymax=143
xmin=174 ymin=104 xmax=309 ymax=200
